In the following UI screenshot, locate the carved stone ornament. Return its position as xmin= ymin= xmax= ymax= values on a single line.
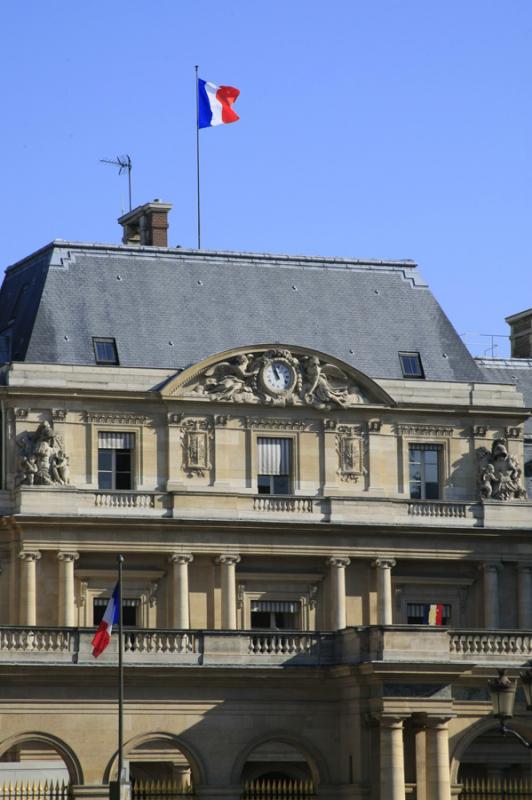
xmin=179 ymin=417 xmax=213 ymax=478
xmin=246 ymin=416 xmax=314 ymax=431
xmin=51 ymin=409 xmax=67 ymax=422
xmin=14 ymin=408 xmax=28 ymax=419
xmin=336 ymin=425 xmax=365 ymax=482
xmin=478 ymin=439 xmax=527 ymax=501
xmin=84 ymin=412 xmax=150 ymax=425
xmin=177 ymin=349 xmax=368 ymax=409
xmin=368 ymin=418 xmax=382 ymax=433
xmin=16 ymin=421 xmax=71 ymax=487
xmin=396 ymin=424 xmax=453 ymax=438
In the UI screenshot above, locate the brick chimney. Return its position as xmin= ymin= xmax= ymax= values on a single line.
xmin=118 ymin=200 xmax=172 ymax=247
xmin=506 ymin=308 xmax=532 ymax=358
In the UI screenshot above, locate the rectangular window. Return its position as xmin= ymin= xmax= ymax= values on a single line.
xmin=407 ymin=603 xmax=451 ymax=625
xmin=93 ymin=337 xmax=119 ymax=365
xmin=257 ymin=437 xmax=292 ymax=495
xmin=250 ymin=600 xmax=299 ymax=630
xmin=93 ymin=597 xmax=139 ymax=627
xmin=98 ymin=432 xmax=134 ymax=490
xmin=399 ymin=352 xmax=424 ymax=378
xmin=409 ymin=444 xmax=441 ymax=500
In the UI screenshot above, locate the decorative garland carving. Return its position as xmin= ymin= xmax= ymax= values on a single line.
xmin=84 ymin=412 xmax=150 ymax=425
xmin=179 ymin=417 xmax=214 ymax=478
xmin=478 ymin=439 xmax=526 ymax=501
xmin=176 ymin=348 xmax=367 ymax=409
xmin=52 ymin=409 xmax=67 ymax=422
xmin=396 ymin=424 xmax=453 ymax=438
xmin=16 ymin=421 xmax=70 ymax=487
xmin=336 ymin=425 xmax=365 ymax=482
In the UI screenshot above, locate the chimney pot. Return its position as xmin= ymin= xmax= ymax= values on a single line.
xmin=118 ymin=200 xmax=172 ymax=248
xmin=506 ymin=308 xmax=532 ymax=358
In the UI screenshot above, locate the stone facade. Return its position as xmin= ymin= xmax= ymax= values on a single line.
xmin=0 ymin=230 xmax=531 ymax=800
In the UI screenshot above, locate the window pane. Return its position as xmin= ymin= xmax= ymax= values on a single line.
xmin=93 ymin=602 xmax=105 ymax=626
xmin=409 ymin=448 xmax=421 ymax=464
xmin=399 ymin=352 xmax=423 ymax=378
xmin=409 ymin=463 xmax=422 ymax=482
xmin=98 ymin=449 xmax=113 ymax=470
xmin=257 ymin=475 xmax=271 ymax=494
xmin=94 ymin=338 xmax=118 ymax=364
xmin=115 ymin=472 xmax=132 ymax=490
xmin=410 ymin=482 xmax=422 ymax=499
xmin=425 ymin=463 xmax=439 ymax=483
xmin=424 ymin=450 xmax=439 ymax=465
xmin=98 ymin=472 xmax=113 ymax=490
xmin=251 ymin=611 xmax=271 ymax=629
xmin=425 ymin=482 xmax=439 ymax=500
xmin=272 ymin=475 xmax=290 ymax=494
xmin=115 ymin=450 xmax=131 ymax=471
xmin=274 ymin=611 xmax=298 ymax=629
xmin=122 ymin=605 xmax=137 ymax=627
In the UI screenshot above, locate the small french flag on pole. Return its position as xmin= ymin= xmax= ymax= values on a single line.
xmin=91 ymin=583 xmax=120 ymax=658
xmin=198 ymin=79 xmax=240 ymax=128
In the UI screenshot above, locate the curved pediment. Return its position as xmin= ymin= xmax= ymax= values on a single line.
xmin=161 ymin=345 xmax=394 ymax=409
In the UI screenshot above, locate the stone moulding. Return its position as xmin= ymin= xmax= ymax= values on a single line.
xmin=83 ymin=412 xmax=150 ymax=425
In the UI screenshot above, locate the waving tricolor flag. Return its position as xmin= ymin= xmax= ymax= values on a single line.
xmin=92 ymin=583 xmax=120 ymax=657
xmin=198 ymin=79 xmax=240 ymax=128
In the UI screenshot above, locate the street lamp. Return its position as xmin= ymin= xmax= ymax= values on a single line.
xmin=489 ymin=669 xmax=532 ymax=749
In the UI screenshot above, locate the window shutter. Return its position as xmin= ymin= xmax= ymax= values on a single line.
xmin=257 ymin=438 xmax=291 ymax=475
xmin=98 ymin=432 xmax=135 ymax=449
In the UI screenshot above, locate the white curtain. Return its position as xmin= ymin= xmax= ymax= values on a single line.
xmin=257 ymin=438 xmax=291 ymax=475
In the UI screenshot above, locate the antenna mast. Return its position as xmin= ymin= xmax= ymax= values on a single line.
xmin=100 ymin=155 xmax=133 ymax=211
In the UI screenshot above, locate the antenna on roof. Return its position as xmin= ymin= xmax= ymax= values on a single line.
xmin=100 ymin=155 xmax=132 ymax=211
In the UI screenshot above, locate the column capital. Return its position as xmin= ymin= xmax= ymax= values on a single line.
xmin=18 ymin=550 xmax=41 ymax=562
xmin=517 ymin=563 xmax=532 ymax=575
xmin=327 ymin=556 xmax=351 ymax=569
xmin=372 ymin=557 xmax=396 ymax=570
xmin=480 ymin=561 xmax=501 ymax=574
xmin=216 ymin=554 xmax=241 ymax=566
xmin=57 ymin=551 xmax=80 ymax=562
xmin=423 ymin=714 xmax=455 ymax=730
xmin=374 ymin=713 xmax=409 ymax=729
xmin=169 ymin=553 xmax=194 ymax=565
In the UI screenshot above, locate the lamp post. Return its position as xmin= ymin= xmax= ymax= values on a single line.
xmin=489 ymin=669 xmax=532 ymax=749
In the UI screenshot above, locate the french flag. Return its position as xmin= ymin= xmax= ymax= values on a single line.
xmin=91 ymin=583 xmax=120 ymax=658
xmin=198 ymin=79 xmax=240 ymax=128
xmin=423 ymin=603 xmax=445 ymax=626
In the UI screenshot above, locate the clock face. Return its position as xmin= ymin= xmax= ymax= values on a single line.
xmin=262 ymin=360 xmax=296 ymax=394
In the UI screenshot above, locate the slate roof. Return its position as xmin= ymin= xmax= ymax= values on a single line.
xmin=476 ymin=358 xmax=532 ymax=435
xmin=0 ymin=241 xmax=486 ymax=382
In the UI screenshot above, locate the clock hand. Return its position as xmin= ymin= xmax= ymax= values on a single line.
xmin=273 ymin=366 xmax=281 ymax=381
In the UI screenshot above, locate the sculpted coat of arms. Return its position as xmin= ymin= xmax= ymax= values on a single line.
xmin=478 ymin=439 xmax=526 ymax=501
xmin=181 ymin=349 xmax=367 ymax=409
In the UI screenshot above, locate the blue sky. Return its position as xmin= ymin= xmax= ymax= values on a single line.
xmin=1 ymin=1 xmax=531 ymax=357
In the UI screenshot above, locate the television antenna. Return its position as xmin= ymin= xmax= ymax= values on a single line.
xmin=100 ymin=155 xmax=132 ymax=211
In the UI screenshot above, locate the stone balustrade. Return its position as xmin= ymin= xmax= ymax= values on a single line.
xmin=12 ymin=486 xmax=532 ymax=528
xmin=252 ymin=496 xmax=314 ymax=513
xmin=1 ymin=625 xmax=532 ymax=668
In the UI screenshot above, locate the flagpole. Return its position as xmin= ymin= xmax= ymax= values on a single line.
xmin=117 ymin=553 xmax=125 ymax=794
xmin=195 ymin=65 xmax=201 ymax=249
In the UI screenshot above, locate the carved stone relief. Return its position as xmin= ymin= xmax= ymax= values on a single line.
xmin=245 ymin=416 xmax=314 ymax=431
xmin=396 ymin=424 xmax=453 ymax=438
xmin=16 ymin=421 xmax=70 ymax=487
xmin=84 ymin=412 xmax=150 ymax=425
xmin=179 ymin=417 xmax=213 ymax=478
xmin=336 ymin=425 xmax=365 ymax=482
xmin=175 ymin=349 xmax=368 ymax=409
xmin=478 ymin=439 xmax=527 ymax=501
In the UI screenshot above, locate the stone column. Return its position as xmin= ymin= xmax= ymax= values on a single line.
xmin=57 ymin=551 xmax=79 ymax=626
xmin=18 ymin=551 xmax=41 ymax=626
xmin=378 ymin=715 xmax=407 ymax=800
xmin=482 ymin=562 xmax=500 ymax=628
xmin=372 ymin=557 xmax=396 ymax=625
xmin=518 ymin=565 xmax=532 ymax=629
xmin=414 ymin=725 xmax=427 ymax=800
xmin=327 ymin=557 xmax=351 ymax=630
xmin=425 ymin=717 xmax=452 ymax=800
xmin=216 ymin=555 xmax=241 ymax=629
xmin=169 ymin=554 xmax=194 ymax=629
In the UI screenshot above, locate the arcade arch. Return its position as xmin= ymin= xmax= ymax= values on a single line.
xmin=0 ymin=733 xmax=83 ymax=786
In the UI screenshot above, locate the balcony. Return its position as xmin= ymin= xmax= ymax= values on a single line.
xmin=10 ymin=486 xmax=532 ymax=529
xmin=1 ymin=626 xmax=532 ymax=669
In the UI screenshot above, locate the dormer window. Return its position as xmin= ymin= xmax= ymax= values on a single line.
xmin=93 ymin=337 xmax=119 ymax=365
xmin=399 ymin=352 xmax=424 ymax=379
